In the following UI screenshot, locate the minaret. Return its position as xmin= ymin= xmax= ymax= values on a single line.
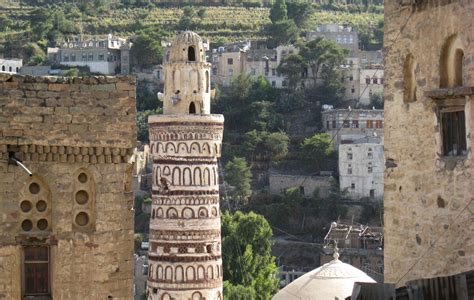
xmin=147 ymin=32 xmax=224 ymax=300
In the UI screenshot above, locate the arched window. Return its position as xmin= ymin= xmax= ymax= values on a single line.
xmin=205 ymin=70 xmax=210 ymax=93
xmin=403 ymin=54 xmax=416 ymax=103
xmin=188 ymin=46 xmax=196 ymax=61
xmin=440 ymin=35 xmax=464 ymax=88
xmin=189 ymin=102 xmax=196 ymax=114
xmin=1 ymin=66 xmax=4 ymax=71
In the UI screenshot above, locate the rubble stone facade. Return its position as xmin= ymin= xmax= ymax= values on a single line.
xmin=0 ymin=74 xmax=137 ymax=299
xmin=147 ymin=32 xmax=224 ymax=300
xmin=384 ymin=0 xmax=474 ymax=285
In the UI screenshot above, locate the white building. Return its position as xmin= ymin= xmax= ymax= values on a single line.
xmin=306 ymin=24 xmax=359 ymax=55
xmin=0 ymin=58 xmax=22 ymax=74
xmin=338 ymin=137 xmax=384 ymax=200
xmin=48 ymin=34 xmax=131 ymax=75
xmin=359 ymin=68 xmax=384 ymax=105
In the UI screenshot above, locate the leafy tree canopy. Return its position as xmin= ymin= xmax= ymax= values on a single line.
xmin=300 ymin=133 xmax=334 ymax=164
xmin=270 ymin=0 xmax=288 ymax=23
xmin=277 ymin=53 xmax=307 ymax=91
xmin=130 ymin=32 xmax=163 ymax=69
xmin=222 ymin=211 xmax=279 ymax=300
xmin=225 ymin=157 xmax=252 ymax=204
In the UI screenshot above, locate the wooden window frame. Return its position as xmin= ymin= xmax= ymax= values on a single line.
xmin=22 ymin=245 xmax=51 ymax=298
xmin=439 ymin=105 xmax=467 ymax=157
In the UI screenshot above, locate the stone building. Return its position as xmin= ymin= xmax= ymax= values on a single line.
xmin=0 ymin=58 xmax=22 ymax=74
xmin=384 ymin=0 xmax=474 ymax=285
xmin=147 ymin=31 xmax=223 ymax=300
xmin=339 ymin=137 xmax=384 ymax=200
xmin=47 ymin=34 xmax=131 ymax=75
xmin=0 ymin=74 xmax=136 ymax=299
xmin=359 ymin=68 xmax=384 ymax=105
xmin=322 ymin=108 xmax=384 ymax=148
xmin=306 ymin=24 xmax=359 ymax=55
xmin=268 ymin=173 xmax=334 ymax=198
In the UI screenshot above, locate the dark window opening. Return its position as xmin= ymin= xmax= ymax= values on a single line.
xmin=370 ymin=189 xmax=375 ymax=198
xmin=453 ymin=49 xmax=464 ymax=87
xmin=441 ymin=110 xmax=466 ymax=156
xmin=332 ymin=120 xmax=336 ymax=128
xmin=351 ymin=183 xmax=355 ymax=189
xmin=343 ymin=120 xmax=350 ymax=128
xmin=188 ymin=46 xmax=196 ymax=61
xmin=299 ymin=186 xmax=305 ymax=195
xmin=189 ymin=102 xmax=196 ymax=114
xmin=24 ymin=246 xmax=50 ymax=296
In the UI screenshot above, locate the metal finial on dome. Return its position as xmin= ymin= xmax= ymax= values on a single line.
xmin=333 ymin=245 xmax=340 ymax=260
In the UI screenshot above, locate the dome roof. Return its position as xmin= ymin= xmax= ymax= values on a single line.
xmin=174 ymin=31 xmax=203 ymax=45
xmin=272 ymin=255 xmax=376 ymax=300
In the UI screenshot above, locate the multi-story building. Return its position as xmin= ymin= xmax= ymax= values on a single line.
xmin=0 ymin=58 xmax=22 ymax=74
xmin=322 ymin=108 xmax=384 ymax=148
xmin=306 ymin=24 xmax=359 ymax=55
xmin=384 ymin=0 xmax=474 ymax=285
xmin=47 ymin=34 xmax=131 ymax=75
xmin=0 ymin=75 xmax=136 ymax=299
xmin=338 ymin=137 xmax=384 ymax=200
xmin=359 ymin=68 xmax=384 ymax=104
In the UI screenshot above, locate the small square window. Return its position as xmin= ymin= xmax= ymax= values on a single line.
xmin=343 ymin=120 xmax=350 ymax=128
xmin=347 ymin=153 xmax=353 ymax=160
xmin=368 ymin=152 xmax=373 ymax=159
xmin=351 ymin=183 xmax=355 ymax=189
xmin=227 ymin=58 xmax=233 ymax=65
xmin=348 ymin=168 xmax=352 ymax=175
xmin=368 ymin=166 xmax=373 ymax=173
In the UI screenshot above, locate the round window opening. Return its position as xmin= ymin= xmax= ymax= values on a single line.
xmin=37 ymin=219 xmax=48 ymax=231
xmin=29 ymin=183 xmax=40 ymax=194
xmin=21 ymin=219 xmax=33 ymax=231
xmin=75 ymin=212 xmax=89 ymax=226
xmin=75 ymin=190 xmax=89 ymax=205
xmin=20 ymin=200 xmax=32 ymax=213
xmin=78 ymin=172 xmax=88 ymax=183
xmin=36 ymin=200 xmax=47 ymax=212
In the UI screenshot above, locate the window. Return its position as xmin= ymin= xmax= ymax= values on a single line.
xmin=64 ymin=54 xmax=69 ymax=62
xmin=375 ymin=120 xmax=383 ymax=128
xmin=71 ymin=54 xmax=76 ymax=61
xmin=351 ymin=86 xmax=355 ymax=93
xmin=351 ymin=183 xmax=355 ymax=189
xmin=349 ymin=75 xmax=353 ymax=81
xmin=82 ymin=53 xmax=86 ymax=61
xmin=189 ymin=102 xmax=196 ymax=114
xmin=441 ymin=109 xmax=466 ymax=156
xmin=250 ymin=68 xmax=256 ymax=75
xmin=282 ymin=80 xmax=287 ymax=87
xmin=271 ymin=81 xmax=276 ymax=87
xmin=299 ymin=186 xmax=305 ymax=194
xmin=1 ymin=66 xmax=4 ymax=71
xmin=272 ymin=68 xmax=276 ymax=76
xmin=332 ymin=120 xmax=336 ymax=128
xmin=352 ymin=120 xmax=359 ymax=128
xmin=365 ymin=77 xmax=370 ymax=84
xmin=88 ymin=53 xmax=94 ymax=61
xmin=212 ymin=68 xmax=217 ymax=76
xmin=188 ymin=46 xmax=196 ymax=61
xmin=373 ymin=78 xmax=378 ymax=84
xmin=326 ymin=121 xmax=330 ymax=129
xmin=348 ymin=165 xmax=352 ymax=175
xmin=227 ymin=58 xmax=233 ymax=65
xmin=368 ymin=163 xmax=373 ymax=173
xmin=370 ymin=189 xmax=375 ymax=198
xmin=440 ymin=34 xmax=464 ymax=88
xmin=367 ymin=120 xmax=373 ymax=128
xmin=9 ymin=66 xmax=12 ymax=72
xmin=98 ymin=54 xmax=105 ymax=61
xmin=23 ymin=246 xmax=50 ymax=296
xmin=347 ymin=153 xmax=353 ymax=160
xmin=343 ymin=120 xmax=350 ymax=128
xmin=228 ymin=69 xmax=233 ymax=76
xmin=368 ymin=151 xmax=373 ymax=159
xmin=380 ymin=78 xmax=384 ymax=84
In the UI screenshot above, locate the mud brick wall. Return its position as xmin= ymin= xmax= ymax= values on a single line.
xmin=0 ymin=74 xmax=137 ymax=299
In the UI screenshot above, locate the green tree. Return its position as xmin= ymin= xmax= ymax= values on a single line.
xmin=265 ymin=131 xmax=289 ymax=160
xmin=221 ymin=211 xmax=279 ymax=300
xmin=270 ymin=0 xmax=288 ymax=23
xmin=224 ymin=157 xmax=252 ymax=206
xmin=277 ymin=53 xmax=307 ymax=91
xmin=267 ymin=19 xmax=299 ymax=48
xmin=130 ymin=33 xmax=163 ymax=69
xmin=63 ymin=68 xmax=79 ymax=77
xmin=299 ymin=38 xmax=349 ymax=87
xmin=29 ymin=8 xmax=53 ymax=40
xmin=300 ymin=133 xmax=334 ymax=166
xmin=287 ymin=0 xmax=313 ymax=29
xmin=136 ymin=109 xmax=162 ymax=142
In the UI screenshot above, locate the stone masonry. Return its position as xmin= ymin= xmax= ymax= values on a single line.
xmin=0 ymin=74 xmax=136 ymax=299
xmin=384 ymin=0 xmax=474 ymax=285
xmin=147 ymin=32 xmax=223 ymax=300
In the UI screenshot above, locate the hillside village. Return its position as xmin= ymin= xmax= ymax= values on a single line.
xmin=0 ymin=0 xmax=472 ymax=300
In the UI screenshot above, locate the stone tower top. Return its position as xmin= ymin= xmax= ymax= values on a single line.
xmin=169 ymin=31 xmax=206 ymax=63
xmin=159 ymin=31 xmax=211 ymax=115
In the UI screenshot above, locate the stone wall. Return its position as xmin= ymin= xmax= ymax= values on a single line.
xmin=269 ymin=174 xmax=333 ymax=198
xmin=384 ymin=1 xmax=474 ymax=285
xmin=0 ymin=74 xmax=136 ymax=299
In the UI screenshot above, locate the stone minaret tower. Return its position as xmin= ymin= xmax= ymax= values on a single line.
xmin=147 ymin=31 xmax=224 ymax=300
